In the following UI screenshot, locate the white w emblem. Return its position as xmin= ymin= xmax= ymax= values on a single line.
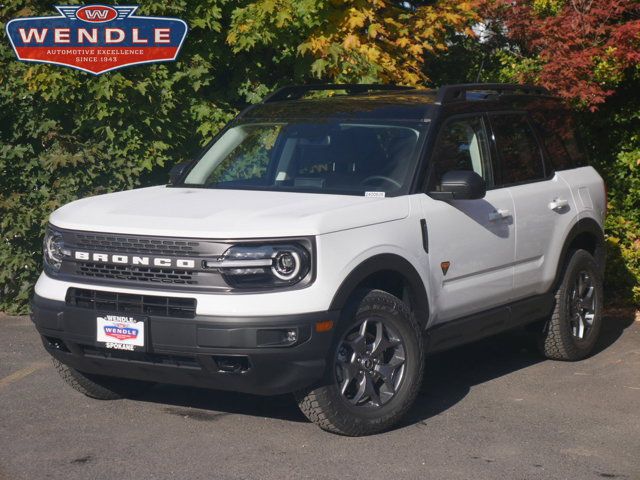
xmin=84 ymin=9 xmax=109 ymax=20
xmin=55 ymin=5 xmax=138 ymax=21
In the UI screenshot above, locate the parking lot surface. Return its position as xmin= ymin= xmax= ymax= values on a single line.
xmin=1 ymin=309 xmax=638 ymax=480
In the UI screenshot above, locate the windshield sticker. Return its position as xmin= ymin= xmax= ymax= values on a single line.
xmin=365 ymin=191 xmax=386 ymax=198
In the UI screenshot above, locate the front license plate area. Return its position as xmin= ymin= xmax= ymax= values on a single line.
xmin=96 ymin=314 xmax=147 ymax=352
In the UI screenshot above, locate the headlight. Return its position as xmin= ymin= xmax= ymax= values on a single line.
xmin=43 ymin=227 xmax=69 ymax=272
xmin=210 ymin=243 xmax=311 ymax=289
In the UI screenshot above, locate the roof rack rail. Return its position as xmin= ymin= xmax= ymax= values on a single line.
xmin=262 ymin=84 xmax=415 ymax=103
xmin=435 ymin=83 xmax=550 ymax=104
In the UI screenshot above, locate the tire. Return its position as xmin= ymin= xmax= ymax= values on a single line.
xmin=53 ymin=358 xmax=153 ymax=400
xmin=296 ymin=289 xmax=425 ymax=436
xmin=539 ymin=249 xmax=603 ymax=361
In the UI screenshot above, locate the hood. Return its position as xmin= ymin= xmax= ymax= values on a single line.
xmin=49 ymin=186 xmax=410 ymax=238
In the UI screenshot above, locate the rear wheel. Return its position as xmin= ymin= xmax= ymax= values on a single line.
xmin=53 ymin=358 xmax=153 ymax=400
xmin=539 ymin=249 xmax=603 ymax=360
xmin=296 ymin=289 xmax=424 ymax=436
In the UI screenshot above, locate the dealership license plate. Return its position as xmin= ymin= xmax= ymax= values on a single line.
xmin=96 ymin=314 xmax=146 ymax=351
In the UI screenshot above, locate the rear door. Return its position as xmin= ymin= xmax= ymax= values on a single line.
xmin=488 ymin=113 xmax=576 ymax=300
xmin=421 ymin=114 xmax=515 ymax=323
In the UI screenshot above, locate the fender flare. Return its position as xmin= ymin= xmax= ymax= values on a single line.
xmin=328 ymin=253 xmax=429 ymax=327
xmin=554 ymin=217 xmax=605 ymax=285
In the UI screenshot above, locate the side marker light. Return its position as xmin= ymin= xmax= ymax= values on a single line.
xmin=315 ymin=320 xmax=334 ymax=333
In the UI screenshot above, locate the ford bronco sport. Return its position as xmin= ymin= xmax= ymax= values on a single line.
xmin=31 ymin=83 xmax=606 ymax=436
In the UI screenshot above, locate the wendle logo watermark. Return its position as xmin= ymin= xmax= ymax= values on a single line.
xmin=5 ymin=5 xmax=188 ymax=75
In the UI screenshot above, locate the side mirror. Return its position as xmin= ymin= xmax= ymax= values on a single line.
xmin=429 ymin=170 xmax=486 ymax=200
xmin=169 ymin=162 xmax=190 ymax=185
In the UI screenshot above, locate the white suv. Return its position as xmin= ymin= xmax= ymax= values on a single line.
xmin=31 ymin=84 xmax=606 ymax=436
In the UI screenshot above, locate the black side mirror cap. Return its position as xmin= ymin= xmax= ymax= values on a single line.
xmin=169 ymin=162 xmax=190 ymax=185
xmin=429 ymin=170 xmax=486 ymax=200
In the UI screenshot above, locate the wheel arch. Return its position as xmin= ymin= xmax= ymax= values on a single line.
xmin=329 ymin=254 xmax=429 ymax=328
xmin=554 ymin=217 xmax=605 ymax=285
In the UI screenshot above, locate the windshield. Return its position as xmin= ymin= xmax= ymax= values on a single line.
xmin=181 ymin=120 xmax=427 ymax=196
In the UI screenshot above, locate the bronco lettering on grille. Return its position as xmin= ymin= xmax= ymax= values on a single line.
xmin=73 ymin=251 xmax=197 ymax=269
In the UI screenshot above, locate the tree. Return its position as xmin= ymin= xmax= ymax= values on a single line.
xmin=475 ymin=0 xmax=640 ymax=108
xmin=0 ymin=0 xmax=477 ymax=313
xmin=227 ymin=0 xmax=476 ymax=85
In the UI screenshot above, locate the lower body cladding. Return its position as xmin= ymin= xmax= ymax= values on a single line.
xmin=30 ymin=294 xmax=338 ymax=396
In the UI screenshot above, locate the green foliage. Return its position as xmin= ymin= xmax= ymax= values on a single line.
xmin=493 ymin=51 xmax=543 ymax=84
xmin=227 ymin=0 xmax=477 ymax=84
xmin=578 ymin=75 xmax=640 ymax=304
xmin=605 ymin=214 xmax=640 ymax=305
xmin=531 ymin=0 xmax=565 ymax=16
xmin=0 ymin=1 xmax=245 ymax=312
xmin=1 ymin=0 xmax=638 ymax=313
xmin=0 ymin=0 xmax=476 ymax=313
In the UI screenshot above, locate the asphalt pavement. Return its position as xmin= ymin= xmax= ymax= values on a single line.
xmin=1 ymin=309 xmax=638 ymax=480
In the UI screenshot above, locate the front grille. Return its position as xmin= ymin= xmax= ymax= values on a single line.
xmin=76 ymin=262 xmax=198 ymax=285
xmin=66 ymin=288 xmax=197 ymax=319
xmin=74 ymin=233 xmax=200 ymax=256
xmin=81 ymin=346 xmax=201 ymax=369
xmin=57 ymin=229 xmax=230 ymax=290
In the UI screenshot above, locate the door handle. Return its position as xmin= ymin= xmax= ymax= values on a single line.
xmin=548 ymin=198 xmax=569 ymax=211
xmin=488 ymin=209 xmax=511 ymax=221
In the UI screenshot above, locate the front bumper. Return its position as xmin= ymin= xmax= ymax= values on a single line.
xmin=31 ymin=293 xmax=338 ymax=396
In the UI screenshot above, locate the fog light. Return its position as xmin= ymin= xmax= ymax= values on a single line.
xmin=286 ymin=329 xmax=297 ymax=343
xmin=256 ymin=328 xmax=299 ymax=347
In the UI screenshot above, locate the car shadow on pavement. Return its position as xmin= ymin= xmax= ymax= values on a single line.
xmin=135 ymin=384 xmax=308 ymax=423
xmin=133 ymin=308 xmax=637 ymax=429
xmin=403 ymin=330 xmax=544 ymax=428
xmin=592 ymin=307 xmax=637 ymax=355
xmin=402 ymin=307 xmax=637 ymax=428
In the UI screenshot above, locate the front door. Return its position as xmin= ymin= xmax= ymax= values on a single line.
xmin=421 ymin=114 xmax=515 ymax=324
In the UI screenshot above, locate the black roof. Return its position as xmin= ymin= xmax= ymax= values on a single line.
xmin=240 ymin=83 xmax=562 ymax=122
xmin=244 ymin=90 xmax=437 ymax=121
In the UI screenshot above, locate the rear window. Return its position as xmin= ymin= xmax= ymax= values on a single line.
xmin=531 ymin=110 xmax=588 ymax=170
xmin=490 ymin=113 xmax=545 ymax=185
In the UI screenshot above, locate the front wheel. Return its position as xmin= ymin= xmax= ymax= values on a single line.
xmin=296 ymin=289 xmax=425 ymax=436
xmin=539 ymin=249 xmax=604 ymax=361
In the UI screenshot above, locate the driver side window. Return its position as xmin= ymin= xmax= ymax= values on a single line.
xmin=430 ymin=115 xmax=494 ymax=189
